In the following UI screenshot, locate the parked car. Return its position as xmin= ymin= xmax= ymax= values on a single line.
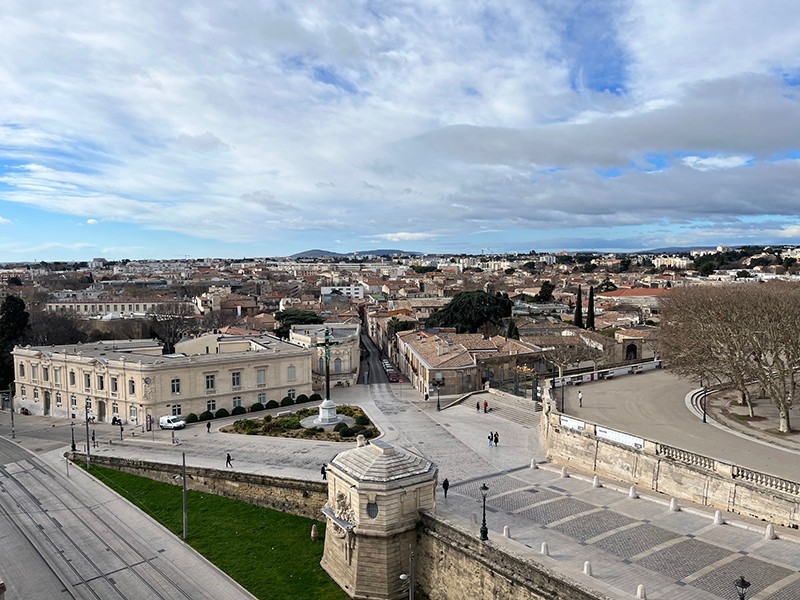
xmin=159 ymin=415 xmax=186 ymax=430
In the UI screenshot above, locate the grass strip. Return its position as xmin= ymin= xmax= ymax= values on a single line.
xmin=86 ymin=465 xmax=348 ymax=600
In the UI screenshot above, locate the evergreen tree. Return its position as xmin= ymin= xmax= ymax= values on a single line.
xmin=506 ymin=319 xmax=520 ymax=340
xmin=425 ymin=291 xmax=512 ymax=333
xmin=586 ymin=286 xmax=595 ymax=330
xmin=574 ymin=285 xmax=584 ymax=328
xmin=0 ymin=295 xmax=30 ymax=389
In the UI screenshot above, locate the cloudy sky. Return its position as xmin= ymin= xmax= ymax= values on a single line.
xmin=2 ymin=1 xmax=800 ymax=261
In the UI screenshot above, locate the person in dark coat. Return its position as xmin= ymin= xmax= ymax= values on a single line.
xmin=206 ymin=421 xmax=211 ymax=433
xmin=442 ymin=478 xmax=450 ymax=498
xmin=488 ymin=432 xmax=493 ymax=447
xmin=226 ymin=453 xmax=233 ymax=468
xmin=476 ymin=400 xmax=480 ymax=412
xmin=493 ymin=432 xmax=499 ymax=447
xmin=321 ymin=463 xmax=327 ymax=481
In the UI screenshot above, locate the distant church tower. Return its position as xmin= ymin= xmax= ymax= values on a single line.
xmin=321 ymin=436 xmax=438 ymax=599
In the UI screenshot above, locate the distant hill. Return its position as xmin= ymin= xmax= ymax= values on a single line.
xmin=289 ymin=249 xmax=421 ymax=259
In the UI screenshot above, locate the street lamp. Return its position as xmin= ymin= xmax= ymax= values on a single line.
xmin=734 ymin=575 xmax=750 ymax=600
xmin=701 ymin=378 xmax=707 ymax=424
xmin=432 ymin=377 xmax=444 ymax=411
xmin=70 ymin=421 xmax=76 ymax=452
xmin=398 ymin=543 xmax=414 ymax=600
xmin=479 ymin=483 xmax=489 ymax=541
xmin=84 ymin=400 xmax=91 ymax=468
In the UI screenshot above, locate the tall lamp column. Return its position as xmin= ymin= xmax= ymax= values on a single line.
xmin=479 ymin=483 xmax=489 ymax=541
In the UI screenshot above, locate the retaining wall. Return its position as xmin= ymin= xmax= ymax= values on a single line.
xmin=540 ymin=411 xmax=800 ymax=529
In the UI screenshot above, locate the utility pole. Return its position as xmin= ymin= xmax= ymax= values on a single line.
xmin=84 ymin=401 xmax=91 ymax=469
xmin=182 ymin=452 xmax=188 ymax=540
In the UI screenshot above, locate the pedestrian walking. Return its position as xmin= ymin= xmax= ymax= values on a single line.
xmin=578 ymin=391 xmax=583 ymax=408
xmin=206 ymin=421 xmax=211 ymax=433
xmin=425 ymin=393 xmax=429 ymax=402
xmin=488 ymin=432 xmax=493 ymax=447
xmin=483 ymin=400 xmax=488 ymax=413
xmin=494 ymin=432 xmax=499 ymax=447
xmin=442 ymin=478 xmax=450 ymax=498
xmin=476 ymin=400 xmax=480 ymax=412
xmin=226 ymin=453 xmax=233 ymax=468
xmin=321 ymin=463 xmax=327 ymax=481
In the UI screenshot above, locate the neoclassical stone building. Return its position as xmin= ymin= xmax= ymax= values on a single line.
xmin=12 ymin=333 xmax=312 ymax=426
xmin=289 ymin=323 xmax=361 ymax=388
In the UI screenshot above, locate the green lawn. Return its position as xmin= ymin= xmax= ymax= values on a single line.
xmin=86 ymin=465 xmax=348 ymax=600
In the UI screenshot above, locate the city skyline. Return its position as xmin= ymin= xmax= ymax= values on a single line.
xmin=2 ymin=2 xmax=800 ymax=261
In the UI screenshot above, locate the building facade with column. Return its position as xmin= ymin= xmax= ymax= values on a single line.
xmin=289 ymin=323 xmax=361 ymax=388
xmin=12 ymin=333 xmax=312 ymax=426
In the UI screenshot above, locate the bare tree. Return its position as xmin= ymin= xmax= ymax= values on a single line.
xmin=148 ymin=302 xmax=196 ymax=353
xmin=659 ymin=283 xmax=800 ymax=431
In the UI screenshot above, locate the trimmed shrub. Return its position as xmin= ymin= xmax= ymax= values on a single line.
xmin=265 ymin=400 xmax=279 ymax=409
xmin=250 ymin=402 xmax=264 ymax=412
xmin=215 ymin=408 xmax=230 ymax=419
xmin=185 ymin=413 xmax=199 ymax=424
xmin=280 ymin=397 xmax=295 ymax=407
xmin=310 ymin=393 xmax=322 ymax=402
xmin=231 ymin=405 xmax=246 ymax=416
xmin=355 ymin=415 xmax=370 ymax=426
xmin=263 ymin=414 xmax=272 ymax=423
xmin=339 ymin=427 xmax=356 ymax=438
xmin=296 ymin=394 xmax=309 ymax=404
xmin=333 ymin=422 xmax=348 ymax=432
xmin=362 ymin=428 xmax=377 ymax=439
xmin=198 ymin=410 xmax=214 ymax=421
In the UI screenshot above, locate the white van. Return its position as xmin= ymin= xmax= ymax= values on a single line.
xmin=159 ymin=415 xmax=186 ymax=430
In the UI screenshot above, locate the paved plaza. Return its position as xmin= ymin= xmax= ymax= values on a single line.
xmin=4 ymin=370 xmax=800 ymax=599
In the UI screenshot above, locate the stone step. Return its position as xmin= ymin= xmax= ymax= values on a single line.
xmin=484 ymin=397 xmax=541 ymax=428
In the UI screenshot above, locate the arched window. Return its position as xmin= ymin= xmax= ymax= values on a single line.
xmin=333 ymin=358 xmax=342 ymax=374
xmin=319 ymin=357 xmax=324 ymax=373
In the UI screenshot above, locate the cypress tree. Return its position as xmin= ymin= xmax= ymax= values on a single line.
xmin=587 ymin=286 xmax=595 ymax=330
xmin=574 ymin=285 xmax=584 ymax=329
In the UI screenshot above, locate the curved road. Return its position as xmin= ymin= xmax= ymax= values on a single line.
xmin=559 ymin=369 xmax=800 ymax=482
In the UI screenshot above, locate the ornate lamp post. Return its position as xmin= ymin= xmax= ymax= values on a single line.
xmin=432 ymin=378 xmax=444 ymax=411
xmin=70 ymin=421 xmax=76 ymax=452
xmin=479 ymin=483 xmax=489 ymax=541
xmin=734 ymin=575 xmax=751 ymax=600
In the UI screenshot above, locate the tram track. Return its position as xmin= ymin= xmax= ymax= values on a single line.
xmin=0 ymin=439 xmax=195 ymax=600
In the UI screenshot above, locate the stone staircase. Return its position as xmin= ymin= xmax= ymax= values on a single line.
xmin=478 ymin=391 xmax=541 ymax=429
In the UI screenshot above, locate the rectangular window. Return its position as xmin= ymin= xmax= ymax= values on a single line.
xmin=258 ymin=392 xmax=266 ymax=404
xmin=86 ymin=399 xmax=92 ymax=411
xmin=128 ymin=379 xmax=136 ymax=395
xmin=97 ymin=375 xmax=104 ymax=391
xmin=257 ymin=368 xmax=266 ymax=387
xmin=33 ymin=389 xmax=39 ymax=401
xmin=231 ymin=371 xmax=241 ymax=387
xmin=205 ymin=374 xmax=215 ymax=391
xmin=288 ymin=388 xmax=296 ymax=400
xmin=70 ymin=395 xmax=77 ymax=407
xmin=287 ymin=365 xmax=296 ymax=381
xmin=69 ymin=371 xmax=76 ymax=386
xmin=21 ymin=386 xmax=26 ymax=398
xmin=171 ymin=378 xmax=181 ymax=394
xmin=54 ymin=368 xmax=61 ymax=384
xmin=112 ymin=402 xmax=118 ymax=415
xmin=232 ymin=396 xmax=242 ymax=408
xmin=130 ymin=406 xmax=138 ymax=421
xmin=31 ymin=365 xmax=38 ymax=380
xmin=43 ymin=367 xmax=49 ymax=382
xmin=111 ymin=377 xmax=118 ymax=393
xmin=84 ymin=373 xmax=91 ymax=389
xmin=56 ymin=392 xmax=62 ymax=406
xmin=172 ymin=404 xmax=182 ymax=416
xmin=18 ymin=363 xmax=25 ymax=377
xmin=207 ymin=399 xmax=216 ymax=412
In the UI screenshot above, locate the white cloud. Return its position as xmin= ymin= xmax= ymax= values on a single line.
xmin=0 ymin=2 xmax=799 ymax=256
xmin=0 ymin=216 xmax=11 ymax=225
xmin=681 ymin=155 xmax=752 ymax=171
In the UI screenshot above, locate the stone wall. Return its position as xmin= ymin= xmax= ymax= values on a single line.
xmin=540 ymin=411 xmax=800 ymax=529
xmin=72 ymin=453 xmax=327 ymax=519
xmin=416 ymin=513 xmax=610 ymax=600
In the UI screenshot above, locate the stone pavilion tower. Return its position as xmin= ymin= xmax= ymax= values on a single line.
xmin=321 ymin=436 xmax=438 ymax=599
